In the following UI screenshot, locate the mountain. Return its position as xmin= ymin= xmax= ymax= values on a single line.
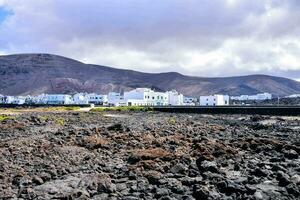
xmin=1 ymin=53 xmax=300 ymax=97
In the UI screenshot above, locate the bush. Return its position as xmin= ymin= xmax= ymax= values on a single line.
xmin=0 ymin=115 xmax=11 ymax=121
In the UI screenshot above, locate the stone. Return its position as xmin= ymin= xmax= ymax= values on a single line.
xmin=32 ymin=175 xmax=44 ymax=185
xmin=253 ymin=191 xmax=263 ymax=200
xmin=145 ymin=171 xmax=162 ymax=185
xmin=199 ymin=161 xmax=219 ymax=173
xmin=291 ymin=174 xmax=300 ymax=184
xmin=192 ymin=185 xmax=211 ymax=200
xmin=251 ymin=168 xmax=269 ymax=177
xmin=276 ymin=171 xmax=290 ymax=187
xmin=155 ymin=188 xmax=169 ymax=198
xmin=286 ymin=183 xmax=300 ymax=197
xmin=107 ymin=123 xmax=124 ymax=132
xmin=283 ymin=149 xmax=298 ymax=159
xmin=170 ymin=163 xmax=187 ymax=174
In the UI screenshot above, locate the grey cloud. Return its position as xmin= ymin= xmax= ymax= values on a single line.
xmin=0 ymin=0 xmax=300 ymax=79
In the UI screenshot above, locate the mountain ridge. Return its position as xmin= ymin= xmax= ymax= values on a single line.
xmin=1 ymin=53 xmax=300 ymax=97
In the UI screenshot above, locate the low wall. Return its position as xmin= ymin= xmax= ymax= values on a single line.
xmin=153 ymin=106 xmax=300 ymax=116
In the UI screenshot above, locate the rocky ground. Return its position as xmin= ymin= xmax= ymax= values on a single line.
xmin=0 ymin=110 xmax=299 ymax=200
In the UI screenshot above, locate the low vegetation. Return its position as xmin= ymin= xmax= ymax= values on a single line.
xmin=0 ymin=115 xmax=12 ymax=121
xmin=55 ymin=118 xmax=65 ymax=126
xmin=168 ymin=117 xmax=177 ymax=125
xmin=90 ymin=106 xmax=153 ymax=112
xmin=43 ymin=106 xmax=81 ymax=111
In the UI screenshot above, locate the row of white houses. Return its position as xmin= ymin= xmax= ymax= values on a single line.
xmin=230 ymin=93 xmax=272 ymax=101
xmin=0 ymin=89 xmax=273 ymax=106
xmin=0 ymin=89 xmax=196 ymax=106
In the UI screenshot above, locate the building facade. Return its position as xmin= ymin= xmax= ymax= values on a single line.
xmin=166 ymin=90 xmax=184 ymax=106
xmin=124 ymin=88 xmax=168 ymax=106
xmin=183 ymin=97 xmax=197 ymax=106
xmin=87 ymin=93 xmax=108 ymax=105
xmin=108 ymin=92 xmax=126 ymax=106
xmin=200 ymin=95 xmax=229 ymax=106
xmin=45 ymin=94 xmax=73 ymax=105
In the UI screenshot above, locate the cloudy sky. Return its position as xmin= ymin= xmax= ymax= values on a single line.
xmin=0 ymin=0 xmax=300 ymax=80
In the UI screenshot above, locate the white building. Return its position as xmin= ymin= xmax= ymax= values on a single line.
xmin=4 ymin=96 xmax=16 ymax=104
xmin=231 ymin=93 xmax=272 ymax=101
xmin=33 ymin=94 xmax=48 ymax=104
xmin=87 ymin=93 xmax=108 ymax=105
xmin=108 ymin=92 xmax=126 ymax=106
xmin=200 ymin=94 xmax=229 ymax=106
xmin=12 ymin=96 xmax=26 ymax=105
xmin=124 ymin=88 xmax=168 ymax=106
xmin=166 ymin=90 xmax=184 ymax=106
xmin=286 ymin=94 xmax=300 ymax=98
xmin=0 ymin=94 xmax=4 ymax=103
xmin=73 ymin=93 xmax=89 ymax=105
xmin=183 ymin=97 xmax=197 ymax=106
xmin=45 ymin=94 xmax=73 ymax=105
xmin=256 ymin=93 xmax=272 ymax=100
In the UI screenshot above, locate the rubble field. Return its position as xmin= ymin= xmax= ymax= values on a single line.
xmin=0 ymin=111 xmax=299 ymax=200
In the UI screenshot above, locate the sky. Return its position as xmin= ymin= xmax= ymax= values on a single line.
xmin=0 ymin=0 xmax=300 ymax=80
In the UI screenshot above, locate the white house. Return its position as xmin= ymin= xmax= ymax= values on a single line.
xmin=87 ymin=93 xmax=108 ymax=105
xmin=200 ymin=94 xmax=229 ymax=106
xmin=45 ymin=94 xmax=73 ymax=105
xmin=73 ymin=93 xmax=89 ymax=105
xmin=166 ymin=90 xmax=184 ymax=106
xmin=4 ymin=96 xmax=16 ymax=104
xmin=33 ymin=94 xmax=48 ymax=104
xmin=183 ymin=97 xmax=197 ymax=106
xmin=108 ymin=92 xmax=126 ymax=106
xmin=12 ymin=96 xmax=26 ymax=105
xmin=124 ymin=88 xmax=168 ymax=106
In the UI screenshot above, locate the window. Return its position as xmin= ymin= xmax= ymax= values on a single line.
xmin=152 ymin=97 xmax=155 ymax=100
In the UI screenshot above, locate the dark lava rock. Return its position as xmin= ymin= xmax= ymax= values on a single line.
xmin=155 ymin=188 xmax=169 ymax=198
xmin=251 ymin=168 xmax=269 ymax=177
xmin=107 ymin=123 xmax=124 ymax=132
xmin=277 ymin=171 xmax=291 ymax=187
xmin=145 ymin=171 xmax=162 ymax=185
xmin=170 ymin=163 xmax=187 ymax=174
xmin=198 ymin=161 xmax=219 ymax=173
xmin=284 ymin=150 xmax=299 ymax=159
xmin=193 ymin=185 xmax=219 ymax=200
xmin=286 ymin=183 xmax=300 ymax=197
xmin=217 ymin=180 xmax=246 ymax=195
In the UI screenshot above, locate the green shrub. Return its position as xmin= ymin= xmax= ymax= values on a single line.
xmin=168 ymin=117 xmax=176 ymax=125
xmin=0 ymin=115 xmax=12 ymax=121
xmin=55 ymin=118 xmax=65 ymax=126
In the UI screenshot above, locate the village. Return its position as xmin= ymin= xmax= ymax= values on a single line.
xmin=0 ymin=88 xmax=275 ymax=106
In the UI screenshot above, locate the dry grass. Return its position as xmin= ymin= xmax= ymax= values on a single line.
xmin=82 ymin=135 xmax=109 ymax=149
xmin=129 ymin=148 xmax=173 ymax=163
